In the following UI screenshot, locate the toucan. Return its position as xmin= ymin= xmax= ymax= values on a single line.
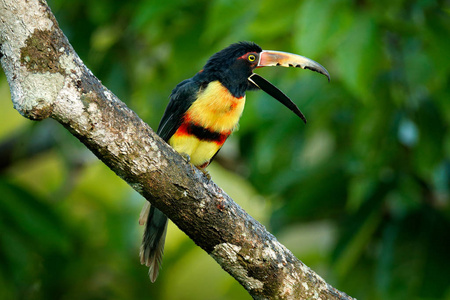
xmin=138 ymin=41 xmax=330 ymax=282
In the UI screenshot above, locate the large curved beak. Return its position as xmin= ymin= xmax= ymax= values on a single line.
xmin=249 ymin=50 xmax=330 ymax=124
xmin=258 ymin=50 xmax=330 ymax=81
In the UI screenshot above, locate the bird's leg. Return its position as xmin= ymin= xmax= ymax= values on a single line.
xmin=196 ymin=166 xmax=211 ymax=180
xmin=196 ymin=161 xmax=211 ymax=181
xmin=180 ymin=153 xmax=211 ymax=180
xmin=180 ymin=153 xmax=191 ymax=163
xmin=180 ymin=153 xmax=198 ymax=175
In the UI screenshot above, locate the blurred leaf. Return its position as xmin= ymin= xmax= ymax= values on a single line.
xmin=295 ymin=0 xmax=352 ymax=58
xmin=0 ymin=178 xmax=71 ymax=298
xmin=0 ymin=178 xmax=70 ymax=252
xmin=335 ymin=13 xmax=383 ymax=101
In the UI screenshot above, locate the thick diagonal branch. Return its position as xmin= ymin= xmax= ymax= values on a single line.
xmin=0 ymin=0 xmax=354 ymax=299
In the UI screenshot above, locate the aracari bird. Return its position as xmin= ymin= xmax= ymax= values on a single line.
xmin=139 ymin=41 xmax=330 ymax=282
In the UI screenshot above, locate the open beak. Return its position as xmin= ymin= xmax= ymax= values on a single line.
xmin=248 ymin=50 xmax=330 ymax=124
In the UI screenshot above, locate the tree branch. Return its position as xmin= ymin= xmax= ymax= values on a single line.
xmin=0 ymin=0 xmax=354 ymax=299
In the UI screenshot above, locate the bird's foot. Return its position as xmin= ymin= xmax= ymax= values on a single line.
xmin=180 ymin=153 xmax=191 ymax=163
xmin=196 ymin=166 xmax=211 ymax=181
xmin=180 ymin=153 xmax=211 ymax=180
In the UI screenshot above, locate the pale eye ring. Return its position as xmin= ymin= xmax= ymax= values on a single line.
xmin=248 ymin=54 xmax=256 ymax=62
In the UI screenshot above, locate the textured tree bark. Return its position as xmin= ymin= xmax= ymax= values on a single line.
xmin=0 ymin=0 xmax=355 ymax=299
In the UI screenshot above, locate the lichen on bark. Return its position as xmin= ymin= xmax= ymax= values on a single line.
xmin=20 ymin=29 xmax=66 ymax=75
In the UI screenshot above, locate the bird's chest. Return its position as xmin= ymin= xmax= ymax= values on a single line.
xmin=185 ymin=81 xmax=246 ymax=132
xmin=167 ymin=81 xmax=245 ymax=166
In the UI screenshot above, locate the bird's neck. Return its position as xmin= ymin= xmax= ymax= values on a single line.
xmin=219 ymin=76 xmax=248 ymax=98
xmin=195 ymin=69 xmax=249 ymax=98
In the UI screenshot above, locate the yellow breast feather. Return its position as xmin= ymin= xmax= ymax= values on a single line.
xmin=186 ymin=81 xmax=245 ymax=133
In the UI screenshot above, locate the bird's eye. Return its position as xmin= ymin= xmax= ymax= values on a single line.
xmin=248 ymin=54 xmax=256 ymax=62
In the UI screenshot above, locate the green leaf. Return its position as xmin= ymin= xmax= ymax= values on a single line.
xmin=0 ymin=178 xmax=70 ymax=252
xmin=335 ymin=13 xmax=383 ymax=101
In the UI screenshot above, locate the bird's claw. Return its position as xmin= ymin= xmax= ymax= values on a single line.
xmin=181 ymin=153 xmax=191 ymax=163
xmin=196 ymin=166 xmax=211 ymax=181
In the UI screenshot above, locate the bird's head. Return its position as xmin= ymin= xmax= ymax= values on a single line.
xmin=201 ymin=41 xmax=330 ymax=123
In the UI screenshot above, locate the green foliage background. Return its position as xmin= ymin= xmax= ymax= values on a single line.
xmin=1 ymin=0 xmax=449 ymax=299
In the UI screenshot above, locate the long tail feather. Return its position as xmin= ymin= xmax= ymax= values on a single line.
xmin=139 ymin=205 xmax=168 ymax=282
xmin=139 ymin=201 xmax=151 ymax=225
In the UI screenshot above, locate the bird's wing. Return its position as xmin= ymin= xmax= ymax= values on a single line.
xmin=156 ymin=78 xmax=200 ymax=142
